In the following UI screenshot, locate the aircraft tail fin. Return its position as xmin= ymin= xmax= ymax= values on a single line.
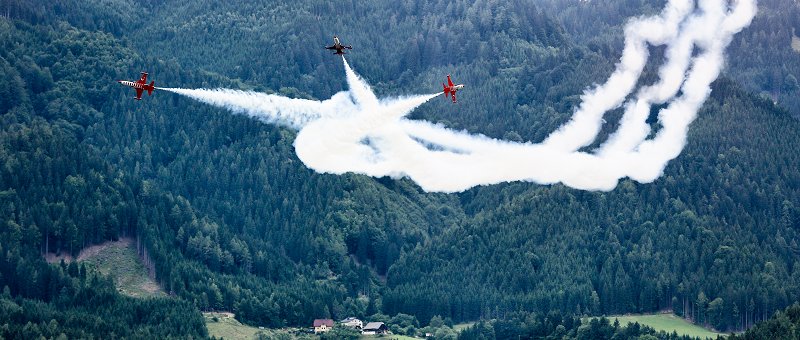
xmin=443 ymin=83 xmax=449 ymax=98
xmin=148 ymin=81 xmax=155 ymax=95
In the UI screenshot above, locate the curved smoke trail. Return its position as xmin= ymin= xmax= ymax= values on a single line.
xmin=162 ymin=0 xmax=756 ymax=193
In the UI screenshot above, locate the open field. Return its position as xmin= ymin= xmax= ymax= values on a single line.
xmin=204 ymin=313 xmax=314 ymax=339
xmin=600 ymin=314 xmax=726 ymax=339
xmin=205 ymin=312 xmax=264 ymax=339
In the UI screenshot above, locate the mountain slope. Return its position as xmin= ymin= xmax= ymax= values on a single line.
xmin=385 ymin=79 xmax=800 ymax=330
xmin=0 ymin=19 xmax=207 ymax=338
xmin=0 ymin=0 xmax=798 ymax=336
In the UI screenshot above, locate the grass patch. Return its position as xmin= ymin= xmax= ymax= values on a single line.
xmin=205 ymin=312 xmax=264 ymax=340
xmin=78 ymin=238 xmax=165 ymax=298
xmin=601 ymin=314 xmax=726 ymax=339
xmin=453 ymin=322 xmax=476 ymax=332
xmin=204 ymin=313 xmax=314 ymax=340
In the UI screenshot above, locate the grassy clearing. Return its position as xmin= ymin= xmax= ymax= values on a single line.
xmin=204 ymin=313 xmax=313 ymax=340
xmin=204 ymin=312 xmax=264 ymax=340
xmin=602 ymin=314 xmax=725 ymax=339
xmin=453 ymin=322 xmax=476 ymax=332
xmin=77 ymin=238 xmax=166 ymax=298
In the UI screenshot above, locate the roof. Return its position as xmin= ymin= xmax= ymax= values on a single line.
xmin=363 ymin=322 xmax=387 ymax=330
xmin=340 ymin=317 xmax=361 ymax=322
xmin=313 ymin=319 xmax=334 ymax=327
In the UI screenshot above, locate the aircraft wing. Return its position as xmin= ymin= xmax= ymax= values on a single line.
xmin=135 ymin=88 xmax=144 ymax=100
xmin=324 ymin=45 xmax=336 ymax=50
xmin=447 ymin=75 xmax=455 ymax=87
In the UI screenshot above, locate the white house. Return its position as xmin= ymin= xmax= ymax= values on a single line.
xmin=340 ymin=317 xmax=364 ymax=329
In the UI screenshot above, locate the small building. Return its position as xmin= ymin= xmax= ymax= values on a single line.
xmin=340 ymin=317 xmax=364 ymax=329
xmin=362 ymin=321 xmax=388 ymax=335
xmin=313 ymin=319 xmax=334 ymax=333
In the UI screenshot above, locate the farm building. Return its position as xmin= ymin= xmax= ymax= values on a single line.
xmin=313 ymin=319 xmax=334 ymax=333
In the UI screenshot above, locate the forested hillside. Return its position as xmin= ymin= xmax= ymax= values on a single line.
xmin=1 ymin=0 xmax=799 ymax=338
xmin=0 ymin=20 xmax=207 ymax=338
xmin=728 ymin=303 xmax=800 ymax=339
xmin=384 ymin=78 xmax=800 ymax=332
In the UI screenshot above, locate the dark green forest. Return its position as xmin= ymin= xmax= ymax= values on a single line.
xmin=728 ymin=303 xmax=800 ymax=340
xmin=1 ymin=0 xmax=799 ymax=338
xmin=456 ymin=303 xmax=800 ymax=339
xmin=458 ymin=312 xmax=697 ymax=340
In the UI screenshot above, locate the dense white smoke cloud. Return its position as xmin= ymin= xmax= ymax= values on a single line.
xmin=161 ymin=0 xmax=755 ymax=193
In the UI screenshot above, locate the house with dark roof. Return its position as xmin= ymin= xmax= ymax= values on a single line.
xmin=361 ymin=321 xmax=388 ymax=335
xmin=313 ymin=319 xmax=334 ymax=333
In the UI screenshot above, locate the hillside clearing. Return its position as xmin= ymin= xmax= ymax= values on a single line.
xmin=46 ymin=238 xmax=165 ymax=298
xmin=205 ymin=312 xmax=263 ymax=340
xmin=599 ymin=314 xmax=726 ymax=339
xmin=204 ymin=312 xmax=309 ymax=339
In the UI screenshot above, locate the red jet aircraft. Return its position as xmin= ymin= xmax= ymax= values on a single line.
xmin=118 ymin=72 xmax=155 ymax=100
xmin=324 ymin=36 xmax=353 ymax=55
xmin=442 ymin=75 xmax=465 ymax=103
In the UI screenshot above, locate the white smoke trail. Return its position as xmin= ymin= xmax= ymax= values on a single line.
xmin=159 ymin=88 xmax=357 ymax=128
xmin=163 ymin=0 xmax=755 ymax=193
xmin=542 ymin=0 xmax=695 ymax=152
